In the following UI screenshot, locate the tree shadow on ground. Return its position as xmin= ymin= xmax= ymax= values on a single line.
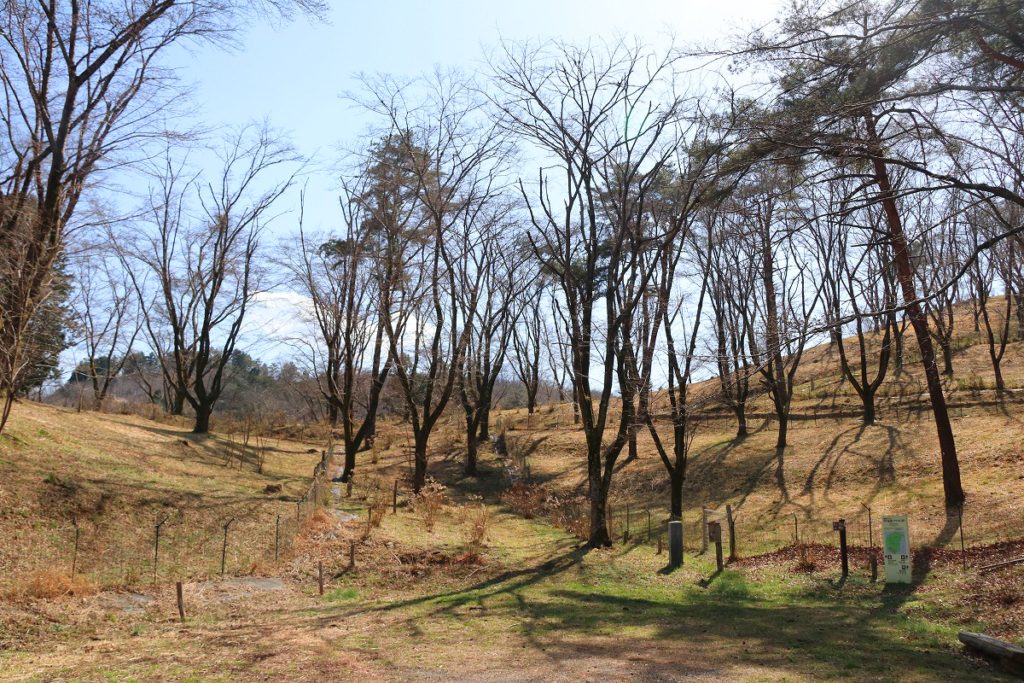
xmin=312 ymin=552 xmax=1006 ymax=683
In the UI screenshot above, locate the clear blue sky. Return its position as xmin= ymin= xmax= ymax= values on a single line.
xmin=171 ymin=0 xmax=780 ymax=233
xmin=156 ymin=0 xmax=783 ymax=367
xmin=59 ymin=0 xmax=784 ymax=381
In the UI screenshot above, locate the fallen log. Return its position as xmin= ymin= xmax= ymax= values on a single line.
xmin=979 ymin=556 xmax=1024 ymax=573
xmin=959 ymin=631 xmax=1024 ymax=678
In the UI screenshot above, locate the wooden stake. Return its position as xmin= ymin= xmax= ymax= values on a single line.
xmin=726 ymin=504 xmax=737 ymax=562
xmin=176 ymin=582 xmax=185 ymax=621
xmin=318 ymin=561 xmax=324 ymax=596
xmin=71 ymin=520 xmax=80 ymax=576
xmin=393 ymin=479 xmax=398 ymax=514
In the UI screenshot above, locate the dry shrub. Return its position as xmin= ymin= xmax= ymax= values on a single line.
xmin=8 ymin=570 xmax=97 ymax=600
xmin=464 ymin=496 xmax=491 ymax=547
xmin=501 ymin=482 xmax=547 ymax=519
xmin=364 ymin=492 xmax=389 ymax=538
xmin=298 ymin=509 xmax=334 ymax=538
xmin=794 ymin=546 xmax=817 ymax=573
xmin=413 ymin=479 xmax=447 ymax=531
xmin=550 ymin=503 xmax=590 ymax=539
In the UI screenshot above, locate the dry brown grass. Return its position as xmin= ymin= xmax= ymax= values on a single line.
xmin=0 ymin=401 xmax=324 ymax=591
xmin=4 ymin=569 xmax=98 ymax=601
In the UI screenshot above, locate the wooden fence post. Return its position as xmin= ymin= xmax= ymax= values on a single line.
xmin=709 ymin=522 xmax=724 ymax=572
xmin=393 ymin=479 xmax=398 ymax=514
xmin=726 ymin=504 xmax=737 ymax=562
xmin=834 ymin=519 xmax=848 ymax=579
xmin=318 ymin=561 xmax=324 ymax=596
xmin=154 ymin=516 xmax=168 ymax=583
xmin=176 ymin=581 xmax=185 ymax=621
xmin=221 ymin=518 xmax=235 ymax=575
xmin=71 ymin=519 xmax=80 ymax=576
xmin=701 ymin=506 xmax=708 ymax=553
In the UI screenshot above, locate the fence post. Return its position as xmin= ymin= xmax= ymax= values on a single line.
xmin=709 ymin=521 xmax=724 ymax=572
xmin=393 ymin=479 xmax=398 ymax=514
xmin=862 ymin=503 xmax=873 ymax=548
xmin=71 ymin=519 xmax=80 ymax=576
xmin=318 ymin=561 xmax=324 ymax=596
xmin=834 ymin=519 xmax=848 ymax=579
xmin=793 ymin=514 xmax=800 ymax=545
xmin=176 ymin=581 xmax=186 ymax=621
xmin=221 ymin=518 xmax=235 ymax=575
xmin=726 ymin=504 xmax=737 ymax=562
xmin=701 ymin=506 xmax=708 ymax=553
xmin=154 ymin=516 xmax=169 ymax=583
xmin=275 ymin=514 xmax=280 ymax=562
xmin=668 ymin=520 xmax=683 ymax=568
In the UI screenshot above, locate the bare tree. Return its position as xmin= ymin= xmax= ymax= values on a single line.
xmin=458 ymin=212 xmax=531 ymax=475
xmin=729 ymin=167 xmax=826 ymax=451
xmin=69 ymin=245 xmax=140 ymax=409
xmin=126 ymin=124 xmax=300 ymax=433
xmin=0 ymin=0 xmax=326 ymax=436
xmin=707 ymin=219 xmax=755 ymax=438
xmin=281 ymin=175 xmax=395 ymax=482
xmin=811 ymin=176 xmax=895 ymax=425
xmin=970 ymin=208 xmax=1015 ymax=392
xmin=510 ymin=282 xmax=543 ymax=418
xmin=489 ymin=38 xmax=686 ymax=546
xmin=349 ymin=69 xmax=510 ymax=492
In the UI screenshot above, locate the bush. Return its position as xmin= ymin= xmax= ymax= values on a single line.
xmin=465 ymin=496 xmax=491 ymax=547
xmin=501 ymin=482 xmax=547 ymax=519
xmin=413 ymin=479 xmax=448 ymax=532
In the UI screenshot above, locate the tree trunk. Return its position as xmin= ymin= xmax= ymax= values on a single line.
xmin=588 ymin=486 xmax=611 ymax=547
xmin=170 ymin=390 xmax=186 ymax=416
xmin=478 ymin=404 xmax=491 ymax=441
xmin=866 ymin=113 xmax=964 ymax=507
xmin=863 ymin=389 xmax=876 ymax=425
xmin=775 ymin=408 xmax=788 ymax=450
xmin=670 ymin=465 xmax=685 ymax=520
xmin=413 ymin=433 xmax=428 ymax=493
xmin=627 ymin=428 xmax=638 ymax=461
xmin=734 ymin=402 xmax=747 ymax=438
xmin=193 ymin=405 xmax=212 ymax=434
xmin=939 ymin=340 xmax=954 ymax=376
xmin=340 ymin=441 xmax=357 ymax=482
xmin=465 ymin=421 xmax=478 ymax=477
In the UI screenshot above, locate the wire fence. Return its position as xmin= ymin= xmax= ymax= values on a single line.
xmin=591 ymin=499 xmax=1024 ymax=561
xmin=3 ymin=450 xmax=336 ymax=592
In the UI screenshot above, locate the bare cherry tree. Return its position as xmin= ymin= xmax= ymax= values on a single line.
xmin=510 ymin=282 xmax=543 ymax=418
xmin=349 ymin=69 xmax=511 ymax=492
xmin=458 ymin=211 xmax=532 ymax=475
xmin=126 ymin=124 xmax=300 ymax=433
xmin=69 ymin=245 xmax=140 ymax=410
xmin=281 ymin=174 xmax=396 ymax=481
xmin=0 ymin=0 xmax=326 ymax=436
xmin=489 ymin=38 xmax=686 ymax=546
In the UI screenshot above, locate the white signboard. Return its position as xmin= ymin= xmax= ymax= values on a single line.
xmin=882 ymin=515 xmax=911 ymax=584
